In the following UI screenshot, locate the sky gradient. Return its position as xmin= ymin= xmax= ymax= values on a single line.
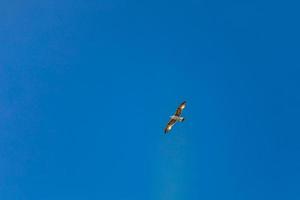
xmin=1 ymin=0 xmax=300 ymax=199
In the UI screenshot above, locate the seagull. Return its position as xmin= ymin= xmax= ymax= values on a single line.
xmin=164 ymin=101 xmax=186 ymax=134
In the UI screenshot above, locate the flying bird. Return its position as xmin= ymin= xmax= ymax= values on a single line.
xmin=164 ymin=101 xmax=186 ymax=134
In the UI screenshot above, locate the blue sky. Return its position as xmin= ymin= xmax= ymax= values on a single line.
xmin=1 ymin=0 xmax=300 ymax=199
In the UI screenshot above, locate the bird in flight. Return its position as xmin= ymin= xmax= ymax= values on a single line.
xmin=164 ymin=101 xmax=186 ymax=134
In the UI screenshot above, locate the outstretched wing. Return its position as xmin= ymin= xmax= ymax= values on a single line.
xmin=164 ymin=118 xmax=177 ymax=134
xmin=174 ymin=101 xmax=186 ymax=116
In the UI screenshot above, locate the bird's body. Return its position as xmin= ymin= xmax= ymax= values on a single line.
xmin=170 ymin=115 xmax=184 ymax=122
xmin=164 ymin=101 xmax=186 ymax=134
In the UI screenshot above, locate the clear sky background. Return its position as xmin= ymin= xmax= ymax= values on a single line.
xmin=1 ymin=0 xmax=300 ymax=200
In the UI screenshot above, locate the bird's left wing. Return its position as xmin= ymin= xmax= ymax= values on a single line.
xmin=174 ymin=101 xmax=186 ymax=116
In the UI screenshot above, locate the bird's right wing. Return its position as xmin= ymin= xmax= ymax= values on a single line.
xmin=164 ymin=118 xmax=177 ymax=134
